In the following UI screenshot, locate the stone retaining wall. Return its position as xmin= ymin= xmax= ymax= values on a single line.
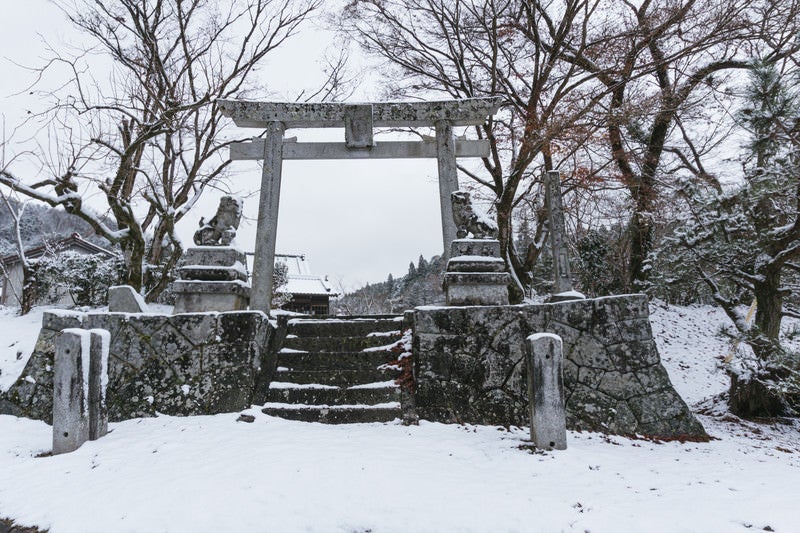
xmin=413 ymin=295 xmax=706 ymax=438
xmin=0 ymin=311 xmax=272 ymax=423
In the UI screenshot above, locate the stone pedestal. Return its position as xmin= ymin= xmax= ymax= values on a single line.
xmin=443 ymin=239 xmax=510 ymax=306
xmin=173 ymin=246 xmax=250 ymax=313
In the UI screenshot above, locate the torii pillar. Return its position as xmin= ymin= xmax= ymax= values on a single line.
xmin=218 ymin=98 xmax=502 ymax=312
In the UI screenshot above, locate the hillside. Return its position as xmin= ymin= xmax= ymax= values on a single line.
xmin=336 ymin=254 xmax=446 ymax=314
xmin=0 ymin=200 xmax=114 ymax=256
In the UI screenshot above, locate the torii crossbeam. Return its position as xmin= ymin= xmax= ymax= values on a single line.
xmin=218 ymin=97 xmax=502 ymax=313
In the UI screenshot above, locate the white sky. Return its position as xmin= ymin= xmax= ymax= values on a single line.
xmin=0 ymin=0 xmax=451 ymax=290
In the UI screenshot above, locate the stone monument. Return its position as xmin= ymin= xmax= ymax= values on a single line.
xmin=443 ymin=191 xmax=510 ymax=305
xmin=173 ymin=196 xmax=250 ymax=313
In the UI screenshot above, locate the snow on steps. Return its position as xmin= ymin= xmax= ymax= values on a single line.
xmin=263 ymin=316 xmax=404 ymax=424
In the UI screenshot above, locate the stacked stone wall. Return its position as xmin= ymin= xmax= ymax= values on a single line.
xmin=1 ymin=311 xmax=272 ymax=423
xmin=413 ymin=294 xmax=706 ymax=437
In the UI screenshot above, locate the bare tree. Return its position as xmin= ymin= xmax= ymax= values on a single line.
xmin=547 ymin=0 xmax=800 ymax=288
xmin=0 ymin=0 xmax=345 ymax=300
xmin=340 ymin=0 xmax=612 ymax=302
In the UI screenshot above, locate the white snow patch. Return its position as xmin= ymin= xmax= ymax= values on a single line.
xmin=366 ymin=330 xmax=401 ymax=337
xmin=268 ymin=382 xmax=337 ymax=390
xmin=278 ymin=348 xmax=308 ymax=354
xmin=262 ymin=402 xmax=401 ymax=410
xmin=347 ymin=381 xmax=398 ymax=390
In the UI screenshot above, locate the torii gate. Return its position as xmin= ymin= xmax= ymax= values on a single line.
xmin=217 ymin=98 xmax=502 ymax=312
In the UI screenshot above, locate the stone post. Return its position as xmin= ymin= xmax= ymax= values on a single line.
xmin=53 ymin=328 xmax=110 ymax=454
xmin=250 ymin=121 xmax=286 ymax=313
xmin=88 ymin=329 xmax=110 ymax=441
xmin=544 ymin=170 xmax=573 ymax=296
xmin=526 ymin=333 xmax=567 ymax=450
xmin=53 ymin=329 xmax=91 ymax=455
xmin=436 ymin=120 xmax=459 ymax=258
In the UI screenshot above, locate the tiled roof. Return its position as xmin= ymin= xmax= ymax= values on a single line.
xmin=0 ymin=233 xmax=117 ymax=267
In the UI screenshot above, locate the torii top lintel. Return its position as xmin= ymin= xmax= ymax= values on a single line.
xmin=216 ymin=97 xmax=502 ymax=129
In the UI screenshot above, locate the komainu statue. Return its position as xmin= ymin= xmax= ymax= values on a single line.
xmin=451 ymin=191 xmax=498 ymax=239
xmin=193 ymin=196 xmax=243 ymax=246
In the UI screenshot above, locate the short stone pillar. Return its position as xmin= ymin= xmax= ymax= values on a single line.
xmin=444 ymin=239 xmax=510 ymax=305
xmin=173 ymin=246 xmax=250 ymax=313
xmin=525 ymin=333 xmax=567 ymax=450
xmin=53 ymin=328 xmax=110 ymax=455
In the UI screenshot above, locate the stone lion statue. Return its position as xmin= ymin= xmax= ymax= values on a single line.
xmin=451 ymin=191 xmax=498 ymax=239
xmin=193 ymin=196 xmax=243 ymax=246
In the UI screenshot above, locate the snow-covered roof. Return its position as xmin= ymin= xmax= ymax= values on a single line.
xmin=284 ymin=274 xmax=336 ymax=297
xmin=274 ymin=253 xmax=338 ymax=297
xmin=0 ymin=233 xmax=117 ymax=267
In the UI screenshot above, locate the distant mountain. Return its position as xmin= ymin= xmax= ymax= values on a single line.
xmin=0 ymin=199 xmax=115 ymax=256
xmin=335 ymin=254 xmax=446 ymax=315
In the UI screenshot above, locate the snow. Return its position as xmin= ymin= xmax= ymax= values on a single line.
xmin=347 ymin=380 xmax=398 ymax=390
xmin=90 ymin=329 xmax=110 ymax=403
xmin=365 ymin=330 xmax=401 ymax=337
xmin=553 ymin=290 xmax=587 ymax=299
xmin=0 ymin=302 xmax=799 ymax=532
xmin=527 ymin=332 xmax=563 ymax=342
xmin=268 ymin=382 xmax=337 ymax=390
xmin=450 ymin=255 xmax=505 ymax=262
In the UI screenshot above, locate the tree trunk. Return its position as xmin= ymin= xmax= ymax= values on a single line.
xmin=753 ymin=268 xmax=782 ymax=344
xmin=121 ymin=238 xmax=145 ymax=293
xmin=19 ymin=263 xmax=36 ymax=316
xmin=496 ymin=195 xmax=525 ymax=304
xmin=728 ymin=268 xmax=788 ymax=417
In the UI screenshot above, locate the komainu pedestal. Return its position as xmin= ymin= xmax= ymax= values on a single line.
xmin=443 ymin=191 xmax=510 ymax=306
xmin=444 ymin=239 xmax=510 ymax=305
xmin=173 ymin=247 xmax=250 ymax=313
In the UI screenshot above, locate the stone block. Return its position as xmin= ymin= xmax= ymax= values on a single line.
xmin=217 ymin=312 xmax=267 ymax=344
xmin=597 ymin=370 xmax=646 ymax=400
xmin=178 ymin=265 xmax=248 ymax=282
xmin=450 ymin=239 xmax=501 ymax=258
xmin=446 ymin=256 xmax=506 ymax=273
xmin=107 ymin=285 xmax=147 ymax=313
xmin=444 ymin=272 xmax=510 ymax=306
xmin=42 ymin=311 xmax=84 ymax=333
xmin=182 ymin=247 xmax=247 ymax=268
xmin=173 ymin=280 xmax=250 ymax=313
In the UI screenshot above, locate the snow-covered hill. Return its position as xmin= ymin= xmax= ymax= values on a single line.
xmin=1 ymin=303 xmax=798 ymax=533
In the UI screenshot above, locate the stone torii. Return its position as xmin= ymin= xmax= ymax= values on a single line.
xmin=218 ymin=98 xmax=502 ymax=313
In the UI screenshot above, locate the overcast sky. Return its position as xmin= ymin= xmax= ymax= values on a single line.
xmin=0 ymin=1 xmax=452 ymax=290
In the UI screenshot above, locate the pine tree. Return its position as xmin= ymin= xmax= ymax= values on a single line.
xmin=668 ymin=60 xmax=800 ymax=415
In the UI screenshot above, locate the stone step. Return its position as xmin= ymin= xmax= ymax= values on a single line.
xmin=283 ymin=334 xmax=402 ymax=353
xmin=261 ymin=403 xmax=401 ymax=424
xmin=287 ymin=316 xmax=404 ymax=338
xmin=276 ymin=351 xmax=398 ymax=371
xmin=273 ymin=368 xmax=398 ymax=387
xmin=265 ymin=383 xmax=400 ymax=405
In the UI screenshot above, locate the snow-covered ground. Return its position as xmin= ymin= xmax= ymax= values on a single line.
xmin=1 ymin=302 xmax=799 ymax=533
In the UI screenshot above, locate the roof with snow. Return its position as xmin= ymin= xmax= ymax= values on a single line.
xmin=275 ymin=253 xmax=338 ymax=297
xmin=0 ymin=233 xmax=118 ymax=267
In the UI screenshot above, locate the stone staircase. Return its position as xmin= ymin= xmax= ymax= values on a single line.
xmin=262 ymin=316 xmax=407 ymax=423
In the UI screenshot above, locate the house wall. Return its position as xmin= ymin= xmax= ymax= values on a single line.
xmin=0 ymin=263 xmax=24 ymax=306
xmin=0 ymin=245 xmax=108 ymax=308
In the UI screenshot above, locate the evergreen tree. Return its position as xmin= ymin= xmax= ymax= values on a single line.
xmin=667 ymin=61 xmax=800 ymax=415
